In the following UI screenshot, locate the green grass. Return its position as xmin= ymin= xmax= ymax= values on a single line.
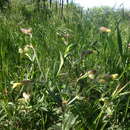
xmin=1 ymin=1 xmax=130 ymax=129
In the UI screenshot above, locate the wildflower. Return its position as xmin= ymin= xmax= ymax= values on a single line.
xmin=17 ymin=92 xmax=30 ymax=103
xmin=87 ymin=70 xmax=96 ymax=79
xmin=111 ymin=74 xmax=118 ymax=80
xmin=20 ymin=28 xmax=32 ymax=36
xmin=77 ymin=70 xmax=96 ymax=81
xmin=23 ymin=92 xmax=30 ymax=101
xmin=18 ymin=44 xmax=33 ymax=54
xmin=18 ymin=48 xmax=24 ymax=54
xmin=12 ymin=82 xmax=23 ymax=89
xmin=12 ymin=80 xmax=33 ymax=89
xmin=98 ymin=73 xmax=118 ymax=83
xmin=62 ymin=100 xmax=68 ymax=105
xmin=103 ymin=74 xmax=118 ymax=80
xmin=87 ymin=70 xmax=96 ymax=75
xmin=99 ymin=26 xmax=111 ymax=33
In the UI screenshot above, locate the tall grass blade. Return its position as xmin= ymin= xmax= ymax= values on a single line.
xmin=117 ymin=24 xmax=123 ymax=56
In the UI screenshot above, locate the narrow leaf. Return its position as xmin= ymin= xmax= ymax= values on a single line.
xmin=57 ymin=51 xmax=64 ymax=76
xmin=117 ymin=24 xmax=123 ymax=56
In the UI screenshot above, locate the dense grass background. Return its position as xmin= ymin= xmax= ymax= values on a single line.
xmin=1 ymin=0 xmax=130 ymax=129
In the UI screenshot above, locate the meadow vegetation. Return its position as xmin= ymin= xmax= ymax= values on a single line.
xmin=1 ymin=0 xmax=130 ymax=129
